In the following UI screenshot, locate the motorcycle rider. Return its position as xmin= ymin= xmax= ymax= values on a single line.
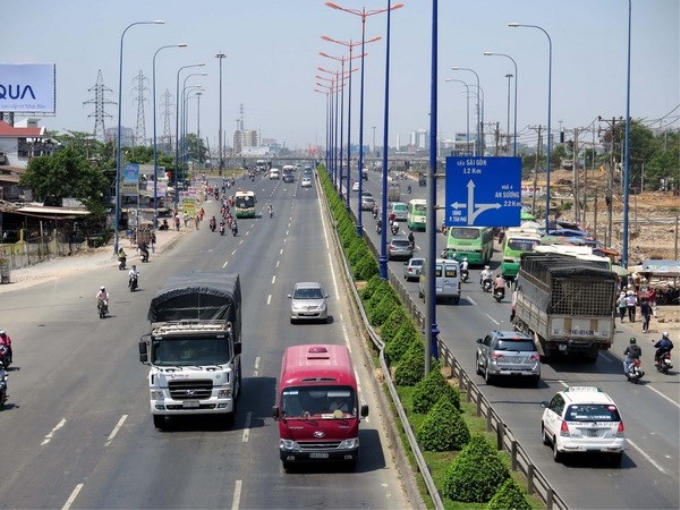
xmin=128 ymin=264 xmax=140 ymax=290
xmin=231 ymin=219 xmax=238 ymax=236
xmin=480 ymin=265 xmax=493 ymax=290
xmin=652 ymin=332 xmax=674 ymax=368
xmin=407 ymin=184 xmax=412 ymax=194
xmin=96 ymin=285 xmax=110 ymax=313
xmin=407 ymin=231 xmax=415 ymax=249
xmin=209 ymin=215 xmax=217 ymax=231
xmin=117 ymin=247 xmax=127 ymax=270
xmin=267 ymin=203 xmax=274 ymax=218
xmin=493 ymin=273 xmax=506 ymax=299
xmin=139 ymin=241 xmax=150 ymax=263
xmin=219 ymin=219 xmax=225 ymax=235
xmin=372 ymin=203 xmax=379 ymax=219
xmin=623 ymin=337 xmax=642 ymax=375
xmin=460 ymin=257 xmax=469 ymax=281
xmin=0 ymin=330 xmax=13 ymax=365
xmin=375 ymin=218 xmax=382 ymax=234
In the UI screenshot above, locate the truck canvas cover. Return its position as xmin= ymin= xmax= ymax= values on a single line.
xmin=148 ymin=272 xmax=241 ymax=324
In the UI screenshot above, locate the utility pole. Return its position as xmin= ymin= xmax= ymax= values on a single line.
xmin=530 ymin=125 xmax=543 ymax=217
xmin=493 ymin=122 xmax=501 ymax=156
xmin=215 ymin=52 xmax=226 ymax=176
xmin=84 ymin=69 xmax=115 ymax=143
xmin=572 ymin=127 xmax=580 ymax=225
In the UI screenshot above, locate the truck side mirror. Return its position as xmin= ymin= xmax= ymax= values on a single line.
xmin=138 ymin=341 xmax=149 ymax=364
xmin=272 ymin=406 xmax=280 ymax=420
xmin=234 ymin=343 xmax=242 ymax=355
xmin=360 ymin=404 xmax=369 ymax=418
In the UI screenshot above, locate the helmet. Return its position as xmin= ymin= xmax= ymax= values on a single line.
xmin=0 ymin=330 xmax=5 ymax=336
xmin=484 ymin=265 xmax=490 ymax=270
xmin=663 ymin=332 xmax=669 ymax=338
xmin=462 ymin=257 xmax=467 ymax=261
xmin=100 ymin=286 xmax=105 ymax=290
xmin=629 ymin=337 xmax=637 ymax=344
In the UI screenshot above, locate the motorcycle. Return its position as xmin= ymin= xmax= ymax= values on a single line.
xmin=118 ymin=256 xmax=126 ymax=270
xmin=129 ymin=274 xmax=138 ymax=292
xmin=269 ymin=208 xmax=274 ymax=219
xmin=0 ymin=344 xmax=11 ymax=370
xmin=232 ymin=224 xmax=238 ymax=236
xmin=210 ymin=220 xmax=216 ymax=232
xmin=626 ymin=358 xmax=645 ymax=383
xmin=493 ymin=286 xmax=505 ymax=302
xmin=219 ymin=223 xmax=225 ymax=236
xmin=140 ymin=248 xmax=149 ymax=263
xmin=390 ymin=222 xmax=399 ymax=236
xmin=481 ymin=278 xmax=492 ymax=293
xmin=407 ymin=185 xmax=412 ymax=194
xmin=441 ymin=221 xmax=448 ymax=236
xmin=0 ymin=362 xmax=8 ymax=408
xmin=97 ymin=299 xmax=109 ymax=319
xmin=375 ymin=220 xmax=382 ymax=235
xmin=461 ymin=269 xmax=469 ymax=283
xmin=654 ymin=351 xmax=673 ymax=375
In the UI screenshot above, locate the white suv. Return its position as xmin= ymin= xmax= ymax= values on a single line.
xmin=541 ymin=386 xmax=624 ymax=466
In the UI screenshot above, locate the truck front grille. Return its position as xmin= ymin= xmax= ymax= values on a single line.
xmin=168 ymin=379 xmax=213 ymax=400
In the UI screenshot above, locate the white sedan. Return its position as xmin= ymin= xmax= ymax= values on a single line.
xmin=352 ymin=181 xmax=360 ymax=192
xmin=301 ymin=176 xmax=313 ymax=188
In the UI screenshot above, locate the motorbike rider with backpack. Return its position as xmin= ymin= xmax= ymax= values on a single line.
xmin=623 ymin=337 xmax=642 ymax=376
xmin=653 ymin=332 xmax=674 ymax=368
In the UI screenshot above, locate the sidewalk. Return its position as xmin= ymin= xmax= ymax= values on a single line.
xmin=0 ymin=227 xmax=189 ymax=294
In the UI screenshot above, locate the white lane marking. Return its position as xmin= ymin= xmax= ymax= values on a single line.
xmin=254 ymin=356 xmax=260 ymax=376
xmin=105 ymin=414 xmax=128 ymax=447
xmin=62 ymin=483 xmax=84 ymax=510
xmin=245 ymin=230 xmax=249 ymax=236
xmin=286 ymin=230 xmax=290 ymax=236
xmin=647 ymin=384 xmax=680 ymax=409
xmin=559 ymin=380 xmax=569 ymax=388
xmin=466 ymin=296 xmax=477 ymax=306
xmin=267 ymin=294 xmax=272 ymax=306
xmin=239 ymin=240 xmax=244 ymax=245
xmin=231 ymin=480 xmax=242 ymax=510
xmin=242 ymin=412 xmax=252 ymax=443
xmin=486 ymin=314 xmax=500 ymax=325
xmin=271 ymin=275 xmax=276 ymax=284
xmin=222 ymin=260 xmax=229 ymax=268
xmin=41 ymin=417 xmax=67 ymax=446
xmin=276 ymin=260 xmax=280 ymax=268
xmin=626 ymin=438 xmax=667 ymax=474
xmin=231 ymin=249 xmax=237 ymax=256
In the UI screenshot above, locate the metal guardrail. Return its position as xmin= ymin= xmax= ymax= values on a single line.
xmin=324 ymin=179 xmax=567 ymax=510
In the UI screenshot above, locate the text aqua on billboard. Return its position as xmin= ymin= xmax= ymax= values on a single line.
xmin=0 ymin=63 xmax=56 ymax=114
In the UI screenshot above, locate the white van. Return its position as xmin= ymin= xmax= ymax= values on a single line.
xmin=418 ymin=258 xmax=461 ymax=304
xmin=269 ymin=168 xmax=281 ymax=180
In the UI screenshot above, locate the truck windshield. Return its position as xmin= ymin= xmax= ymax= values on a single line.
xmin=281 ymin=386 xmax=357 ymax=419
xmin=152 ymin=337 xmax=232 ymax=366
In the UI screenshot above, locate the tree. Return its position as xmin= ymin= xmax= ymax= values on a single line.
xmin=20 ymin=146 xmax=108 ymax=213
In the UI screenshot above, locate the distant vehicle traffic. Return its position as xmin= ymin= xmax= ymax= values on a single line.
xmin=403 ymin=257 xmax=425 ymax=281
xmin=234 ymin=189 xmax=257 ymax=218
xmin=475 ymin=331 xmax=541 ymax=386
xmin=269 ymin=168 xmax=281 ymax=180
xmin=387 ymin=237 xmax=414 ymax=261
xmin=445 ymin=226 xmax=495 ymax=266
xmin=406 ymin=199 xmax=427 ymax=231
xmin=418 ymin=257 xmax=461 ymax=304
xmin=288 ymin=282 xmax=328 ymax=323
xmin=301 ymin=176 xmax=313 ymax=188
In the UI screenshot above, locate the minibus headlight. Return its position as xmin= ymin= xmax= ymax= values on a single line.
xmin=338 ymin=438 xmax=359 ymax=450
xmin=218 ymin=389 xmax=232 ymax=398
xmin=280 ymin=439 xmax=301 ymax=452
xmin=150 ymin=391 xmax=164 ymax=400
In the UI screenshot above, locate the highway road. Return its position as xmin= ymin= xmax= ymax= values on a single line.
xmin=0 ymin=172 xmax=410 ymax=509
xmin=356 ymin=168 xmax=680 ymax=509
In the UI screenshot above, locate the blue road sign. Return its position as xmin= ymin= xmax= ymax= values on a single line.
xmin=444 ymin=157 xmax=522 ymax=227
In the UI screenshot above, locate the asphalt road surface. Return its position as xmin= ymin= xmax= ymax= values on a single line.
xmin=0 ymin=172 xmax=410 ymax=510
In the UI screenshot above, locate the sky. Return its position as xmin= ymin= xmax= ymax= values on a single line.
xmin=2 ymin=0 xmax=678 ymax=152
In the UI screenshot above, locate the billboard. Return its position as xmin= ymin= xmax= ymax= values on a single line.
xmin=0 ymin=63 xmax=56 ymax=114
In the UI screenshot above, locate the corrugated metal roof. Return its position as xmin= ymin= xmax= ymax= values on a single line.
xmin=15 ymin=206 xmax=90 ymax=215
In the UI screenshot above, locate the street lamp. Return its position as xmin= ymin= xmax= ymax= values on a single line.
xmin=451 ymin=67 xmax=482 ymax=156
xmin=181 ymin=74 xmax=207 ymax=187
xmin=153 ymin=43 xmax=187 ymax=227
xmin=316 ymin=73 xmax=339 ymax=185
xmin=445 ymin=79 xmax=471 ymax=155
xmin=215 ymin=52 xmax=226 ymax=177
xmin=114 ymin=19 xmax=164 ymax=256
xmin=321 ymin=35 xmax=379 ymax=210
xmin=484 ymin=51 xmax=519 ymax=157
xmin=325 ymin=1 xmax=403 ymax=235
xmin=314 ymin=87 xmax=332 ymax=179
xmin=504 ymin=73 xmax=513 ymax=155
xmin=622 ymin=0 xmax=632 ymax=268
xmin=509 ymin=22 xmax=553 ymax=231
xmin=174 ymin=63 xmax=205 ymax=209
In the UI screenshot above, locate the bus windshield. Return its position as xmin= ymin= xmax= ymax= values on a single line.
xmin=507 ymin=238 xmax=539 ymax=252
xmin=236 ymin=195 xmax=255 ymax=208
xmin=281 ymin=386 xmax=357 ymax=419
xmin=413 ymin=203 xmax=426 ymax=213
xmin=449 ymin=228 xmax=480 ymax=240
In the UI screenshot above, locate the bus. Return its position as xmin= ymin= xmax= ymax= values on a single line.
xmin=445 ymin=226 xmax=495 ymax=266
xmin=234 ymin=189 xmax=257 ymax=218
xmin=500 ymin=228 xmax=542 ymax=279
xmin=406 ymin=199 xmax=427 ymax=231
xmin=534 ymin=245 xmax=612 ymax=270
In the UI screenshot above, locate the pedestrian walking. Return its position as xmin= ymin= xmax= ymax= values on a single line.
xmin=183 ymin=212 xmax=189 ymax=228
xmin=626 ymin=290 xmax=637 ymax=323
xmin=639 ymin=297 xmax=652 ymax=332
xmin=617 ymin=291 xmax=627 ymax=323
xmin=174 ymin=214 xmax=181 ymax=232
xmin=150 ymin=230 xmax=156 ymax=253
xmin=194 ymin=214 xmax=200 ymax=230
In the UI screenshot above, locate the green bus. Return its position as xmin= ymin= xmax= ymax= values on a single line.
xmin=500 ymin=228 xmax=542 ymax=279
xmin=445 ymin=226 xmax=494 ymax=266
xmin=406 ymin=199 xmax=427 ymax=231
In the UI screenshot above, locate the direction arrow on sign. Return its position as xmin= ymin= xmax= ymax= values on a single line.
xmin=444 ymin=157 xmax=522 ymax=227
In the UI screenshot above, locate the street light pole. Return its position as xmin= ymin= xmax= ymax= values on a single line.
xmin=326 ymin=1 xmax=403 ymax=235
xmin=505 ymin=73 xmax=513 ymax=155
xmin=484 ymin=51 xmax=519 ymax=157
xmin=174 ymin=63 xmax=205 ymax=210
xmin=215 ymin=53 xmax=226 ymax=177
xmin=452 ymin=67 xmax=482 ymax=156
xmin=153 ymin=43 xmax=187 ymax=227
xmin=509 ymin=22 xmax=552 ymax=231
xmin=182 ymin=85 xmax=205 ymax=179
xmin=114 ymin=19 xmax=164 ymax=255
xmin=622 ymin=0 xmax=632 ymax=268
xmin=446 ymin=79 xmax=471 ymax=155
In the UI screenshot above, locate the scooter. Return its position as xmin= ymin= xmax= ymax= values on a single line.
xmin=0 ymin=344 xmax=11 ymax=370
xmin=97 ymin=299 xmax=109 ymax=319
xmin=118 ymin=256 xmax=126 ymax=270
xmin=232 ymin=224 xmax=238 ymax=236
xmin=391 ymin=222 xmax=399 ymax=236
xmin=481 ymin=278 xmax=492 ymax=293
xmin=461 ymin=269 xmax=469 ymax=283
xmin=129 ymin=274 xmax=138 ymax=292
xmin=626 ymin=358 xmax=644 ymax=383
xmin=219 ymin=223 xmax=225 ymax=236
xmin=0 ymin=363 xmax=8 ymax=408
xmin=375 ymin=220 xmax=382 ymax=235
xmin=493 ymin=286 xmax=505 ymax=302
xmin=140 ymin=249 xmax=149 ymax=263
xmin=654 ymin=352 xmax=673 ymax=375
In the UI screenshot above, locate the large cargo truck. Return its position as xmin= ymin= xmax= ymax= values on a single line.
xmin=139 ymin=272 xmax=242 ymax=430
xmin=512 ymin=254 xmax=617 ymax=362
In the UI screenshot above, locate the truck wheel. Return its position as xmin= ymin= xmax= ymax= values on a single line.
xmin=153 ymin=415 xmax=165 ymax=430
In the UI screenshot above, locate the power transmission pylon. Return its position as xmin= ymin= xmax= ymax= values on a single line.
xmin=84 ymin=69 xmax=115 ymax=142
xmin=161 ymin=89 xmax=173 ymax=155
xmin=133 ymin=70 xmax=149 ymax=147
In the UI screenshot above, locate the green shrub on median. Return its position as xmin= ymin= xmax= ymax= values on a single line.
xmin=379 ymin=307 xmax=410 ymax=344
xmin=385 ymin=319 xmax=419 ymax=365
xmin=412 ymin=364 xmax=461 ymax=413
xmin=417 ymin=395 xmax=470 ymax=452
xmin=354 ymin=255 xmax=379 ymax=281
xmin=394 ymin=342 xmax=426 ymax=386
xmin=368 ymin=292 xmax=400 ymax=327
xmin=485 ymin=478 xmax=532 ymax=510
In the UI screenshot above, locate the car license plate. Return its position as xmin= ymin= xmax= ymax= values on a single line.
xmin=587 ymin=429 xmax=599 ymax=437
xmin=310 ymin=452 xmax=329 ymax=459
xmin=558 ymin=344 xmax=568 ymax=351
xmin=182 ymin=400 xmax=200 ymax=408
